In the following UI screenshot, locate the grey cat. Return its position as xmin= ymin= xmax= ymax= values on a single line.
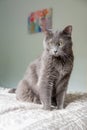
xmin=16 ymin=25 xmax=74 ymax=110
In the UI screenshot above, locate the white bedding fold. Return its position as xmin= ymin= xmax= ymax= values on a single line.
xmin=0 ymin=87 xmax=87 ymax=130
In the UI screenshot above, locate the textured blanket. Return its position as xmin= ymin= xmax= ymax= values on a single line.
xmin=0 ymin=87 xmax=87 ymax=130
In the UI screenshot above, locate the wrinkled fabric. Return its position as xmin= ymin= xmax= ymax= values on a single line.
xmin=0 ymin=87 xmax=87 ymax=130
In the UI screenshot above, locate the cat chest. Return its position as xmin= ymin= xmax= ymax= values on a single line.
xmin=47 ymin=64 xmax=65 ymax=87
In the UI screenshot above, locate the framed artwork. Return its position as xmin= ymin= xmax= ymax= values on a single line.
xmin=28 ymin=8 xmax=52 ymax=34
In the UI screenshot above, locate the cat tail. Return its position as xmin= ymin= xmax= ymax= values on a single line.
xmin=8 ymin=88 xmax=16 ymax=93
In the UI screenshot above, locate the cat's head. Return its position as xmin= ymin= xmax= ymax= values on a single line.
xmin=43 ymin=25 xmax=73 ymax=57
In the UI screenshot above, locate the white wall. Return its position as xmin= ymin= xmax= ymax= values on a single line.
xmin=0 ymin=0 xmax=87 ymax=92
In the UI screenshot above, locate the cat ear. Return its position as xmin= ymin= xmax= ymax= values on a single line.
xmin=41 ymin=25 xmax=53 ymax=36
xmin=43 ymin=29 xmax=53 ymax=36
xmin=63 ymin=25 xmax=72 ymax=36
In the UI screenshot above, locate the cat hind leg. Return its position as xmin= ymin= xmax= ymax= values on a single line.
xmin=16 ymin=80 xmax=40 ymax=103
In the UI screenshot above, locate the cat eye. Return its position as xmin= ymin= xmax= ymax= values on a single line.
xmin=58 ymin=40 xmax=64 ymax=46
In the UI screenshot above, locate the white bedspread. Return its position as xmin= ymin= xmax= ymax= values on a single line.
xmin=0 ymin=87 xmax=87 ymax=130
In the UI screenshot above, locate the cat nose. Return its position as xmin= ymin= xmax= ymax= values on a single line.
xmin=54 ymin=50 xmax=57 ymax=54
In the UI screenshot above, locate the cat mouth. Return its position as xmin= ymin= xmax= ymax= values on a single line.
xmin=52 ymin=51 xmax=60 ymax=57
xmin=53 ymin=53 xmax=59 ymax=57
xmin=53 ymin=52 xmax=64 ymax=58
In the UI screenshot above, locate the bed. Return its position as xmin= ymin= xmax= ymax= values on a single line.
xmin=0 ymin=87 xmax=87 ymax=130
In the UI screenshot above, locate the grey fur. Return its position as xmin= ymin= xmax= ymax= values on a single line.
xmin=16 ymin=25 xmax=74 ymax=110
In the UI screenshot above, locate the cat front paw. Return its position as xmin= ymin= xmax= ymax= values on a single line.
xmin=42 ymin=105 xmax=52 ymax=111
xmin=57 ymin=104 xmax=64 ymax=109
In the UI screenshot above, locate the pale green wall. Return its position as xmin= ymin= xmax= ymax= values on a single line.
xmin=0 ymin=0 xmax=87 ymax=92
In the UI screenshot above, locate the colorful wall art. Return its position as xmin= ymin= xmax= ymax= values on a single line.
xmin=28 ymin=8 xmax=52 ymax=34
